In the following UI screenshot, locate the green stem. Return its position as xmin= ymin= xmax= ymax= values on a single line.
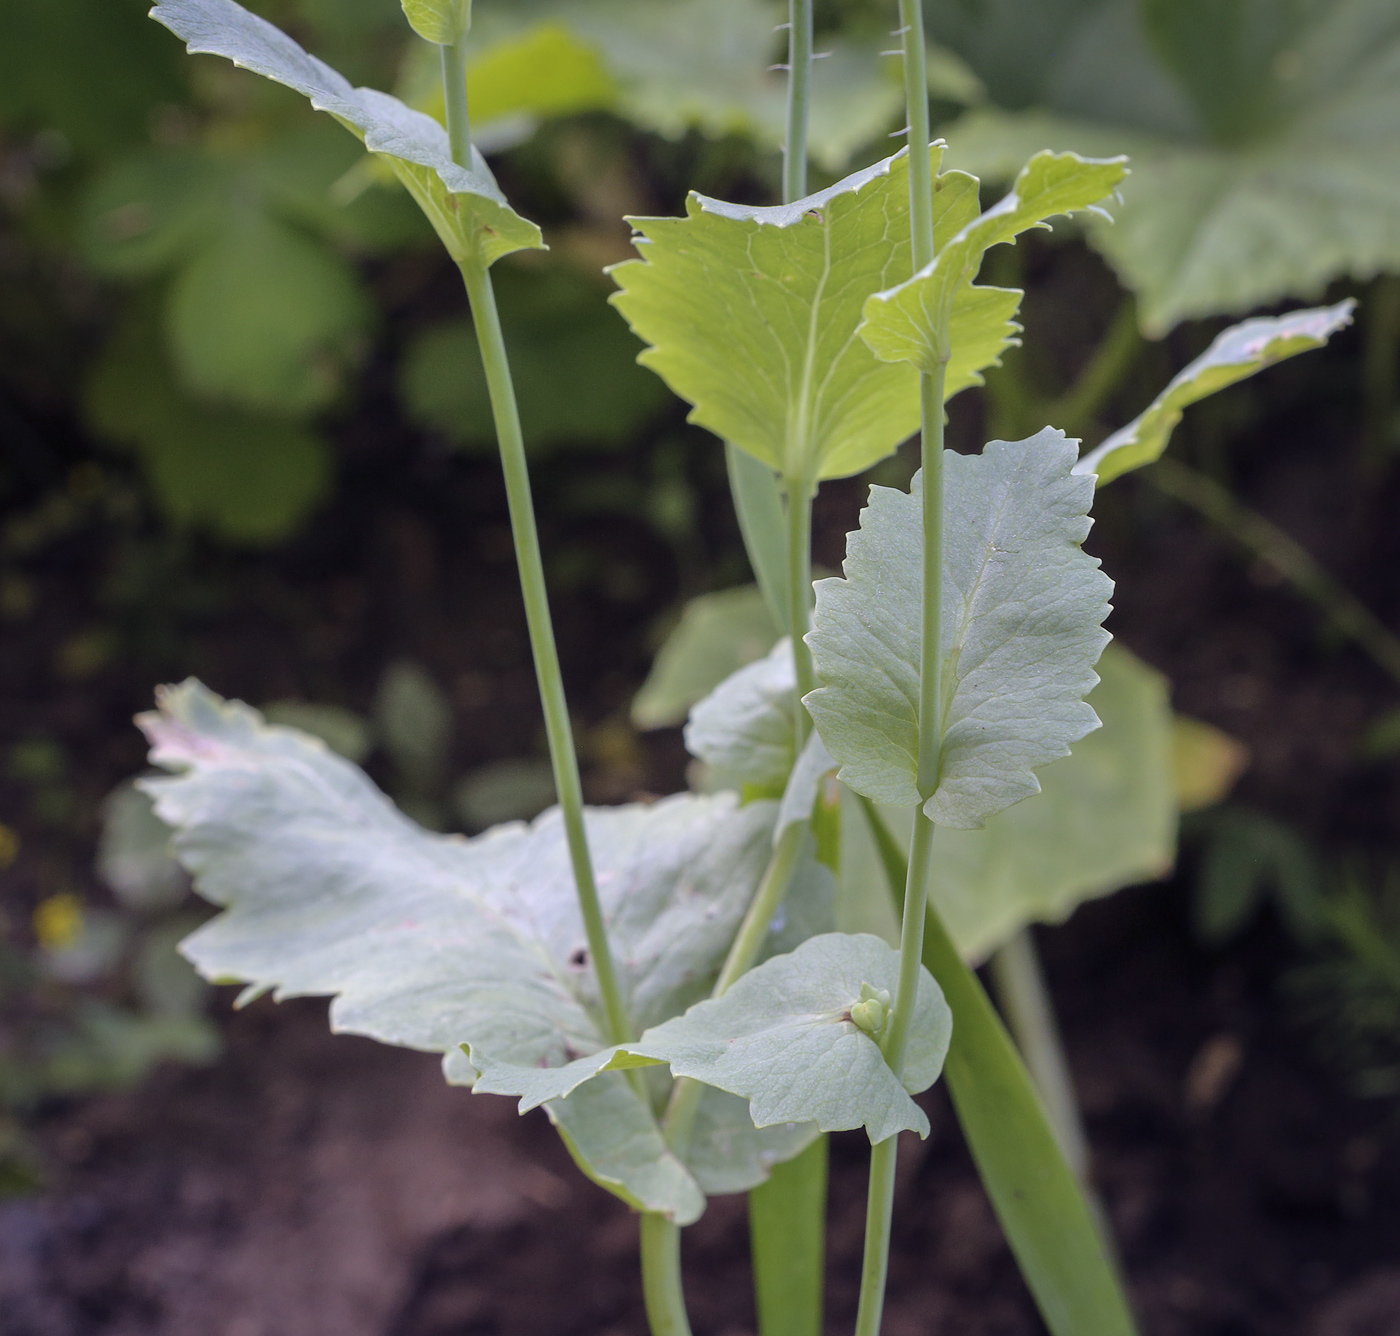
xmin=1147 ymin=456 xmax=1400 ymax=688
xmin=852 ymin=1134 xmax=899 ymax=1336
xmin=989 ymin=928 xmax=1090 ymax=1181
xmin=640 ymin=1214 xmax=693 ymax=1336
xmin=440 ymin=38 xmax=471 ymax=165
xmin=783 ymin=0 xmax=814 ymax=204
xmin=882 ymin=809 xmax=936 ymax=1072
xmin=785 ymin=479 xmax=817 ymax=744
xmin=897 ymin=0 xmax=934 ymax=272
xmin=1044 ymin=298 xmax=1144 ymax=441
xmin=456 ymin=263 xmax=631 ymax=1048
xmin=717 ymin=821 xmax=809 ymax=994
xmin=443 ymin=40 xmax=630 ymax=1051
xmin=915 ymin=367 xmax=947 ymax=797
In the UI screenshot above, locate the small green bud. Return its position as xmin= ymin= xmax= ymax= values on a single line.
xmin=848 ymin=982 xmax=891 ymax=1040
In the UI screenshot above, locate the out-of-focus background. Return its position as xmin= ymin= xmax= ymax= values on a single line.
xmin=2 ymin=1 xmax=1399 ymax=1333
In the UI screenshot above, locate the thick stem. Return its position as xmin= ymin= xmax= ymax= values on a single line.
xmin=440 ymin=38 xmax=472 ymax=164
xmin=990 ymin=928 xmax=1090 ymax=1181
xmin=456 ymin=262 xmax=632 ymax=1048
xmin=852 ymin=1134 xmax=899 ymax=1336
xmin=640 ymin=1215 xmax=693 ymax=1336
xmin=783 ymin=0 xmax=814 ymax=204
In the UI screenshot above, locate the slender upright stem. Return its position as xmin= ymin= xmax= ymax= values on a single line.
xmin=990 ymin=928 xmax=1090 ymax=1181
xmin=783 ymin=0 xmax=814 ymax=204
xmin=443 ymin=48 xmax=631 ymax=1050
xmin=785 ymin=478 xmax=817 ymax=745
xmin=440 ymin=38 xmax=472 ymax=163
xmin=717 ymin=821 xmax=809 ymax=995
xmin=898 ymin=0 xmax=934 ymax=273
xmin=852 ymin=9 xmax=943 ymax=1332
xmin=640 ymin=1215 xmax=693 ymax=1336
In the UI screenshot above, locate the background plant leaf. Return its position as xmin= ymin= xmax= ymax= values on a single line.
xmin=401 ymin=0 xmax=468 ymax=46
xmin=936 ymin=0 xmax=1400 ymax=332
xmin=806 ymin=431 xmax=1111 ymax=829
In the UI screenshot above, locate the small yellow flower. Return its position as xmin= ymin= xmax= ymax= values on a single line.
xmin=33 ymin=894 xmax=84 ymax=952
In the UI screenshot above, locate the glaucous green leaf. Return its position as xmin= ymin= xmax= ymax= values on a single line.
xmin=806 ymin=431 xmax=1111 ymax=829
xmin=150 ymin=0 xmax=542 ymax=268
xmin=685 ymin=639 xmax=797 ymax=791
xmin=685 ymin=1087 xmax=821 ymax=1197
xmin=632 ymin=585 xmax=778 ymax=730
xmin=942 ymin=0 xmax=1400 ymax=332
xmin=401 ymin=0 xmax=469 ymax=46
xmin=166 ymin=211 xmax=370 ymax=416
xmin=840 ymin=644 xmax=1175 ymax=962
xmin=633 ymin=932 xmax=949 ymax=1143
xmin=137 ymin=680 xmax=788 ymax=1217
xmin=859 ymin=151 xmax=1127 ymax=374
xmin=611 ymin=148 xmax=1015 ymax=483
xmin=1075 ymin=301 xmax=1356 ymax=484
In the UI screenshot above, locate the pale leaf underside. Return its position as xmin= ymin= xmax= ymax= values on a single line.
xmin=806 ymin=431 xmax=1112 ymax=829
xmin=151 ymin=0 xmax=541 ymax=267
xmin=1076 ymin=301 xmax=1356 ymax=484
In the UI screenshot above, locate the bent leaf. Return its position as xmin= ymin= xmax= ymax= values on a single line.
xmin=806 ymin=431 xmax=1111 ymax=829
xmin=610 ymin=148 xmax=1015 ymax=483
xmin=859 ymin=150 xmax=1127 ymax=374
xmin=632 ymin=932 xmax=950 ymax=1143
xmin=402 ymin=0 xmax=469 ymax=46
xmin=1076 ymin=301 xmax=1356 ymax=484
xmin=150 ymin=0 xmax=541 ymax=268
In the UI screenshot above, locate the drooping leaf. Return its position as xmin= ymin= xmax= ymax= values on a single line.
xmin=940 ymin=1 xmax=1400 ymax=332
xmin=806 ymin=431 xmax=1111 ymax=829
xmin=859 ymin=150 xmax=1127 ymax=374
xmin=401 ymin=0 xmax=469 ymax=46
xmin=840 ymin=644 xmax=1175 ymax=962
xmin=611 ymin=148 xmax=1021 ymax=483
xmin=1075 ymin=301 xmax=1356 ymax=484
xmin=150 ymin=0 xmax=542 ymax=268
xmin=630 ymin=932 xmax=950 ymax=1143
xmin=684 ymin=1087 xmax=822 ymax=1197
xmin=632 ymin=585 xmax=779 ymax=730
xmin=137 ymin=680 xmax=789 ymax=1217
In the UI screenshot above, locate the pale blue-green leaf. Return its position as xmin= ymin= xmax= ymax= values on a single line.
xmin=1076 ymin=301 xmax=1356 ymax=484
xmin=839 ymin=644 xmax=1176 ymax=962
xmin=684 ymin=1087 xmax=820 ymax=1196
xmin=631 ymin=932 xmax=950 ymax=1142
xmin=547 ymin=1073 xmax=706 ymax=1224
xmin=150 ymin=0 xmax=541 ymax=267
xmin=632 ymin=584 xmax=778 ymax=730
xmin=684 ymin=638 xmax=796 ymax=790
xmin=859 ymin=150 xmax=1127 ymax=374
xmin=775 ymin=730 xmax=837 ymax=846
xmin=805 ymin=431 xmax=1111 ymax=829
xmin=401 ymin=0 xmax=469 ymax=46
xmin=610 ymin=149 xmax=1000 ymax=483
xmin=137 ymin=680 xmax=777 ymax=1065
